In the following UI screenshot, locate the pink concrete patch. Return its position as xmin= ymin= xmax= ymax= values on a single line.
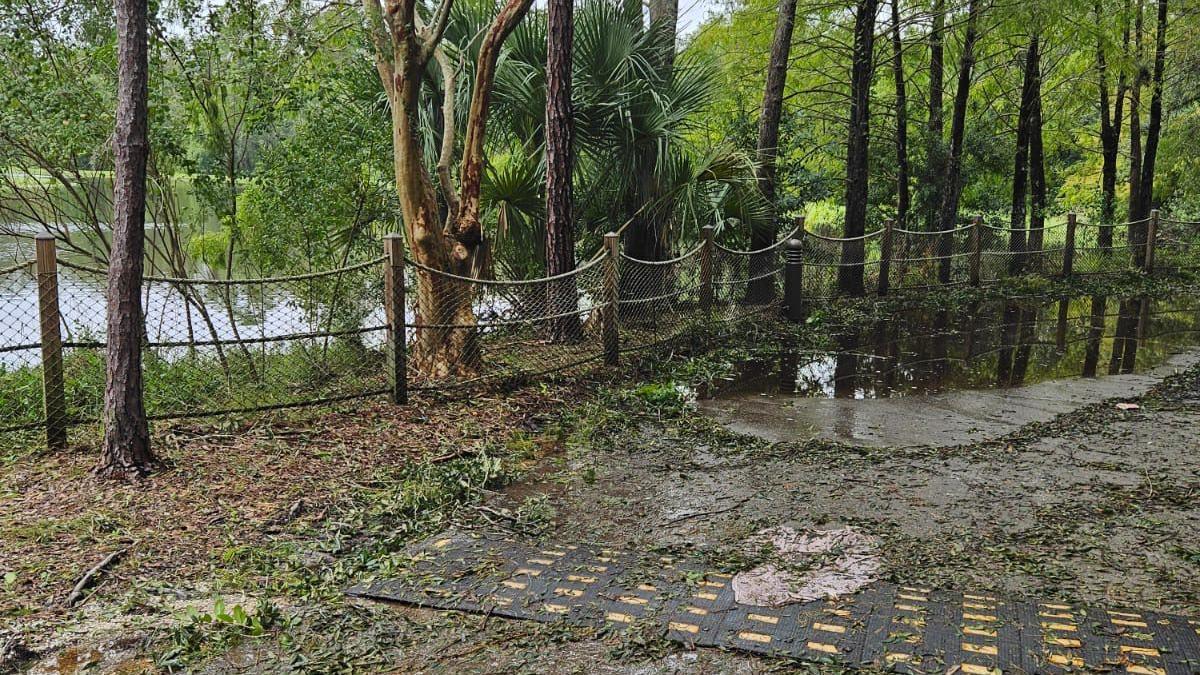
xmin=731 ymin=526 xmax=881 ymax=607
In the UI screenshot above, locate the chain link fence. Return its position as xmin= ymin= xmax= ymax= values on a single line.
xmin=0 ymin=258 xmax=42 ymax=435
xmin=2 ymin=210 xmax=1198 ymax=448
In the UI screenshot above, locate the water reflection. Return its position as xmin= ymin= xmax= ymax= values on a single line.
xmin=716 ymin=295 xmax=1200 ymax=400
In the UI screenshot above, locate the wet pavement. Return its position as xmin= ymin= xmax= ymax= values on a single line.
xmin=700 ymin=295 xmax=1200 ymax=446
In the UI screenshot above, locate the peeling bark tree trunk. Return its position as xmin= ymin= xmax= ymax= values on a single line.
xmin=98 ymin=0 xmax=156 ymax=477
xmin=749 ymin=0 xmax=799 ymax=302
xmin=890 ymin=0 xmax=910 ymax=233
xmin=934 ymin=0 xmax=981 ymax=284
xmin=544 ymin=0 xmax=579 ymax=341
xmin=364 ymin=0 xmax=532 ymax=377
xmin=838 ymin=0 xmax=879 ymax=297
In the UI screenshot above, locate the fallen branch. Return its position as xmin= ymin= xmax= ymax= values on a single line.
xmin=66 ymin=548 xmax=126 ymax=607
xmin=663 ymin=496 xmax=753 ymax=526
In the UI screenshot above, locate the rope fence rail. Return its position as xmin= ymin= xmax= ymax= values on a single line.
xmin=2 ymin=208 xmax=1197 ymax=449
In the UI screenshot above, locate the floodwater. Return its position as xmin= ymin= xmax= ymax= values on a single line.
xmin=700 ymin=295 xmax=1200 ymax=447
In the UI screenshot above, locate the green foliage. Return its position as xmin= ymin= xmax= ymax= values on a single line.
xmin=158 ymin=597 xmax=280 ymax=671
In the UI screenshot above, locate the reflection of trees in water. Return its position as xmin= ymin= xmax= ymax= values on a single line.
xmin=775 ymin=294 xmax=1200 ymax=399
xmin=1082 ymin=295 xmax=1107 ymax=377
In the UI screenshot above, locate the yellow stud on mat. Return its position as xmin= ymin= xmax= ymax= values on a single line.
xmin=748 ymin=613 xmax=780 ymax=625
xmin=738 ymin=631 xmax=772 ymax=644
xmin=961 ymin=643 xmax=997 ymax=656
xmin=807 ymin=641 xmax=839 ymax=654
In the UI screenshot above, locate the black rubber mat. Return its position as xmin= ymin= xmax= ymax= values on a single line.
xmin=347 ymin=531 xmax=1200 ymax=674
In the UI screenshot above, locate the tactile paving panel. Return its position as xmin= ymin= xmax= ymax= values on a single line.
xmin=347 ymin=531 xmax=1200 ymax=674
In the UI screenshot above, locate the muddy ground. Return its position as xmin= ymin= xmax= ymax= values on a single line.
xmin=4 ymin=283 xmax=1200 ymax=674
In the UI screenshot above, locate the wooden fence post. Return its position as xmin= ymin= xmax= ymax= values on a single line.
xmin=877 ymin=218 xmax=894 ymax=296
xmin=1062 ymin=212 xmax=1077 ymax=278
xmin=1145 ymin=209 xmax=1159 ymax=273
xmin=969 ymin=215 xmax=983 ymax=287
xmin=383 ymin=234 xmax=407 ymax=404
xmin=35 ymin=234 xmax=67 ymax=450
xmin=602 ymin=232 xmax=620 ymax=365
xmin=700 ymin=225 xmax=714 ymax=312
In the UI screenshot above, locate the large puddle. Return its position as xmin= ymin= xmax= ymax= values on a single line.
xmin=699 ymin=295 xmax=1200 ymax=447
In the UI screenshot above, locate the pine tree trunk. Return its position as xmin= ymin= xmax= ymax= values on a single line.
xmin=98 ymin=0 xmax=155 ymax=478
xmin=649 ymin=0 xmax=678 ymax=74
xmin=1097 ymin=0 xmax=1129 ymax=249
xmin=544 ymin=0 xmax=579 ymax=341
xmin=890 ymin=0 xmax=910 ymax=232
xmin=837 ymin=0 xmax=879 ymax=297
xmin=1008 ymin=37 xmax=1037 ymax=276
xmin=925 ymin=0 xmax=945 ymax=234
xmin=934 ymin=0 xmax=981 ymax=284
xmin=1126 ymin=0 xmax=1145 ymax=261
xmin=749 ymin=0 xmax=799 ymax=302
xmin=1133 ymin=0 xmax=1167 ymax=250
xmin=1027 ymin=42 xmax=1047 ymax=272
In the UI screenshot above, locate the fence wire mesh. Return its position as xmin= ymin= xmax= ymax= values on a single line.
xmin=53 ymin=257 xmax=389 ymax=423
xmin=0 ymin=259 xmax=42 ymax=434
xmin=405 ymin=255 xmax=609 ymax=389
xmin=3 ymin=213 xmax=1198 ymax=443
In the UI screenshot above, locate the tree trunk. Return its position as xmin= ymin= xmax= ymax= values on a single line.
xmin=544 ymin=0 xmax=579 ymax=341
xmin=1097 ymin=0 xmax=1129 ymax=249
xmin=1027 ymin=38 xmax=1047 ymax=272
xmin=837 ymin=0 xmax=879 ymax=297
xmin=365 ymin=0 xmax=532 ymax=377
xmin=1126 ymin=0 xmax=1144 ymax=260
xmin=649 ymin=0 xmax=679 ymax=74
xmin=98 ymin=0 xmax=155 ymax=477
xmin=749 ymin=0 xmax=799 ymax=301
xmin=890 ymin=0 xmax=910 ymax=233
xmin=1008 ymin=37 xmax=1037 ymax=276
xmin=934 ymin=0 xmax=981 ymax=284
xmin=1132 ymin=0 xmax=1167 ymax=255
xmin=925 ymin=0 xmax=945 ymax=234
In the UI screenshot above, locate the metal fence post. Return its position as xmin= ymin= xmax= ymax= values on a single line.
xmin=35 ymin=234 xmax=67 ymax=450
xmin=383 ymin=234 xmax=407 ymax=404
xmin=700 ymin=225 xmax=714 ymax=312
xmin=1145 ymin=209 xmax=1159 ymax=273
xmin=602 ymin=232 xmax=620 ymax=365
xmin=877 ymin=218 xmax=894 ymax=296
xmin=784 ymin=237 xmax=805 ymax=322
xmin=969 ymin=215 xmax=983 ymax=287
xmin=1062 ymin=212 xmax=1077 ymax=278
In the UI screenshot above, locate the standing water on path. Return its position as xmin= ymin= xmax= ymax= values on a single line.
xmin=699 ymin=295 xmax=1200 ymax=447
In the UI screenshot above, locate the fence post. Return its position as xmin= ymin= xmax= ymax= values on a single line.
xmin=1145 ymin=209 xmax=1159 ymax=273
xmin=969 ymin=215 xmax=983 ymax=287
xmin=784 ymin=237 xmax=805 ymax=322
xmin=602 ymin=232 xmax=620 ymax=365
xmin=1062 ymin=212 xmax=1077 ymax=278
xmin=383 ymin=234 xmax=407 ymax=405
xmin=877 ymin=218 xmax=894 ymax=296
xmin=35 ymin=234 xmax=67 ymax=450
xmin=700 ymin=225 xmax=714 ymax=312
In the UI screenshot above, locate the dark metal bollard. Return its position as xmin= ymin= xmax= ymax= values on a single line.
xmin=784 ymin=238 xmax=805 ymax=322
